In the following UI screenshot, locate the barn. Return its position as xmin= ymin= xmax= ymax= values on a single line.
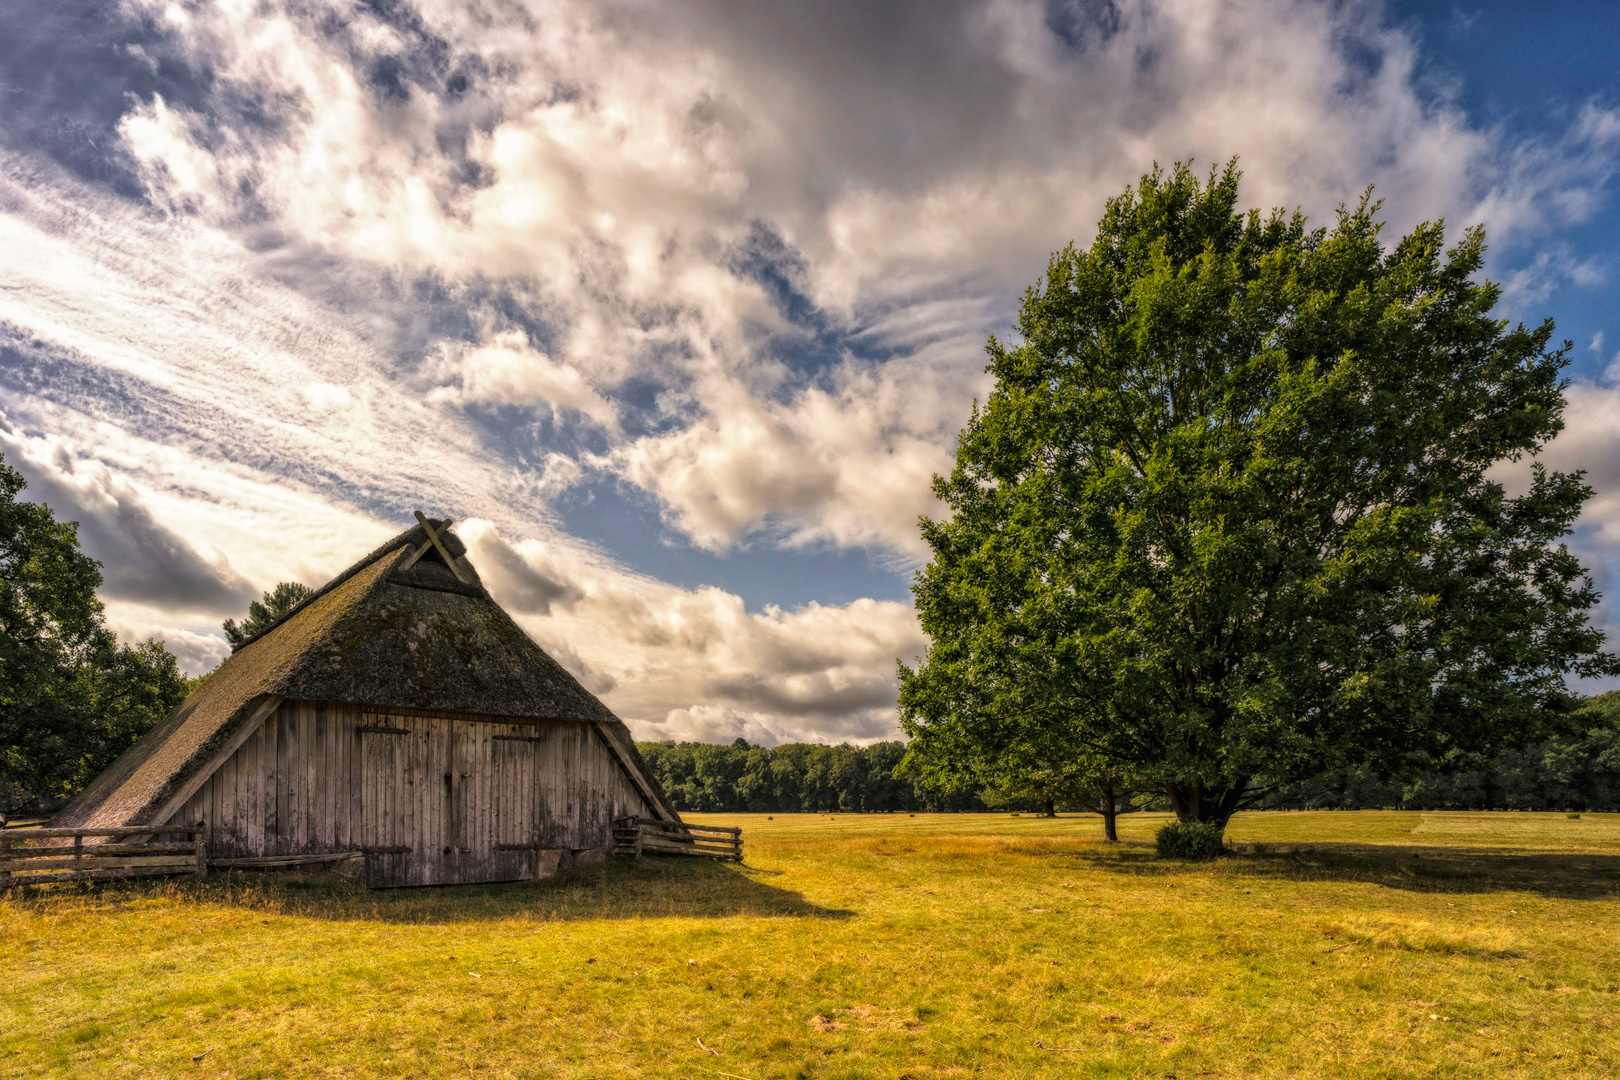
xmin=53 ymin=514 xmax=680 ymax=887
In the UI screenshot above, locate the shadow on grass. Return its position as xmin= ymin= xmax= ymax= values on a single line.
xmin=6 ymin=856 xmax=855 ymax=923
xmin=1069 ymin=841 xmax=1620 ymax=900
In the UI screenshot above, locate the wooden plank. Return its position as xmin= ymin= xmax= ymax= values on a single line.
xmin=432 ymin=714 xmax=444 ymax=882
xmin=535 ymin=721 xmax=557 ymax=849
xmin=200 ymin=752 xmax=224 ymax=852
xmin=259 ymin=709 xmax=277 ymax=851
xmin=278 ymin=705 xmax=295 ymax=853
xmin=395 ymin=539 xmax=433 ymax=572
xmin=421 ymin=712 xmax=435 ymax=887
xmin=356 ymin=726 xmax=410 ymax=736
xmin=282 ymin=704 xmax=297 ymax=852
xmin=640 ymin=840 xmax=740 ymax=855
xmin=0 ymin=843 xmax=199 ymax=860
xmin=432 ymin=713 xmax=446 ymax=886
xmin=237 ymin=719 xmax=256 ymax=855
xmin=414 ymin=511 xmax=471 ymax=583
xmin=328 ymin=704 xmax=343 ymax=849
xmin=0 ymin=866 xmax=204 ymax=887
xmin=312 ymin=704 xmax=329 ymax=851
xmin=1 ymin=856 xmax=200 ymax=872
xmin=360 ymin=726 xmax=380 ymax=885
xmin=478 ymin=722 xmax=492 ymax=874
xmin=209 ymin=851 xmax=361 ymax=868
xmin=634 ymin=838 xmax=740 ymax=859
xmin=629 ymin=817 xmax=740 ymax=835
xmin=346 ymin=705 xmax=363 ymax=853
xmin=300 ymin=703 xmax=317 ymax=851
xmin=143 ymin=695 xmax=283 ymax=840
xmin=305 ymin=701 xmax=318 ymax=850
xmin=252 ymin=707 xmax=269 ymax=852
xmin=3 ymin=826 xmax=200 ymax=840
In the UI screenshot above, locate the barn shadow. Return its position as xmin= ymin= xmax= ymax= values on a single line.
xmin=1069 ymin=841 xmax=1620 ymax=901
xmin=96 ymin=856 xmax=857 ymax=924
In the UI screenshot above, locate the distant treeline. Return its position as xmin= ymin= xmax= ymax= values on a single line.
xmin=638 ymin=692 xmax=1620 ymax=815
xmin=1266 ymin=692 xmax=1620 ymax=812
xmin=635 ymin=741 xmax=989 ymax=813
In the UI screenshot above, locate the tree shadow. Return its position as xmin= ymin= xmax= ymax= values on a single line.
xmin=1070 ymin=841 xmax=1620 ymax=900
xmin=7 ymin=857 xmax=856 ymax=924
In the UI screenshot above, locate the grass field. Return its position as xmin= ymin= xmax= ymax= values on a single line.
xmin=4 ymin=810 xmax=1619 ymax=1079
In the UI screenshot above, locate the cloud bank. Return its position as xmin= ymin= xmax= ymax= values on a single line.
xmin=1 ymin=0 xmax=1616 ymax=737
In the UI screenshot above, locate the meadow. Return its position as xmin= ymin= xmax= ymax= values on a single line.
xmin=3 ymin=810 xmax=1618 ymax=1079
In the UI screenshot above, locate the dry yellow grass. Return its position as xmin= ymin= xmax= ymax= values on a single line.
xmin=3 ymin=810 xmax=1618 ymax=1078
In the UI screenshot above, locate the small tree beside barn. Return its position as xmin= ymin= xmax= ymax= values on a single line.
xmin=53 ymin=513 xmax=680 ymax=888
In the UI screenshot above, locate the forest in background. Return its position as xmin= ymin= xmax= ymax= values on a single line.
xmin=637 ymin=691 xmax=1620 ymax=815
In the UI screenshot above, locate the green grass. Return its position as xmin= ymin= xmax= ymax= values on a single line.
xmin=4 ymin=810 xmax=1619 ymax=1078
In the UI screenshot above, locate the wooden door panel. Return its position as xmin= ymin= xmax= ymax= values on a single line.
xmin=360 ymin=724 xmax=411 ymax=888
xmin=362 ymin=714 xmax=556 ymax=886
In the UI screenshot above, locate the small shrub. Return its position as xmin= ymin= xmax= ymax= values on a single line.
xmin=1155 ymin=821 xmax=1227 ymax=860
xmin=1567 ymin=812 xmax=1582 ymax=819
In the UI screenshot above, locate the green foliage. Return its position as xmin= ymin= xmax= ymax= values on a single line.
xmin=637 ymin=740 xmax=986 ymax=813
xmin=223 ymin=581 xmax=316 ymax=647
xmin=900 ymin=160 xmax=1619 ymax=828
xmin=1155 ymin=820 xmax=1227 ymax=859
xmin=1272 ymin=693 xmax=1620 ymax=811
xmin=0 ymin=456 xmax=191 ymax=811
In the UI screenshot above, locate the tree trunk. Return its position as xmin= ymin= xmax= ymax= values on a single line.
xmin=1042 ymin=799 xmax=1055 ymax=818
xmin=1100 ymin=782 xmax=1118 ymax=842
xmin=1166 ymin=780 xmax=1249 ymax=829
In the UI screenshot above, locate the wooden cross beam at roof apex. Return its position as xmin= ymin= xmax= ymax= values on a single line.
xmin=400 ymin=510 xmax=471 ymax=584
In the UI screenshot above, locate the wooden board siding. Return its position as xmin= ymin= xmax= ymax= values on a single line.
xmin=167 ymin=700 xmax=652 ymax=886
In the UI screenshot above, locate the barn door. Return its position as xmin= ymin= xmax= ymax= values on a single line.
xmin=448 ymin=721 xmax=537 ymax=884
xmin=493 ymin=732 xmax=544 ymax=880
xmin=360 ymin=723 xmax=412 ymax=888
xmin=362 ymin=715 xmax=543 ymax=887
xmin=362 ymin=714 xmax=452 ymax=888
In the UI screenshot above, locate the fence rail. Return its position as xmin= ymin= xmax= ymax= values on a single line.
xmin=0 ymin=823 xmax=207 ymax=887
xmin=612 ymin=817 xmax=743 ymax=862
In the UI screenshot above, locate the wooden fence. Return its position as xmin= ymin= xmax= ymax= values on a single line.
xmin=0 ymin=823 xmax=207 ymax=886
xmin=612 ymin=817 xmax=743 ymax=862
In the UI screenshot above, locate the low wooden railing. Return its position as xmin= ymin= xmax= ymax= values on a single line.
xmin=0 ymin=823 xmax=207 ymax=886
xmin=612 ymin=817 xmax=742 ymax=863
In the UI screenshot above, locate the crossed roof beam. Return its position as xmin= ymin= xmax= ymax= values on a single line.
xmin=398 ymin=510 xmax=471 ymax=584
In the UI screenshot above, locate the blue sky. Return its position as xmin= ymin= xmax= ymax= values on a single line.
xmin=1 ymin=0 xmax=1617 ymax=744
xmin=1391 ymin=1 xmax=1620 ymax=383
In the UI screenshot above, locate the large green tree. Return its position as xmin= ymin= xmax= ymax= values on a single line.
xmin=0 ymin=456 xmax=191 ymax=812
xmin=899 ymin=162 xmax=1619 ymax=829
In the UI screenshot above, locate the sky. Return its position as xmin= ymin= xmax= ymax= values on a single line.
xmin=0 ymin=0 xmax=1617 ymax=746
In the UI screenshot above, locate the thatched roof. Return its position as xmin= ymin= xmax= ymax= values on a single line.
xmin=56 ymin=517 xmax=677 ymax=830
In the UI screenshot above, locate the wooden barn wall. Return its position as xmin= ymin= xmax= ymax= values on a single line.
xmin=166 ymin=701 xmax=653 ymax=877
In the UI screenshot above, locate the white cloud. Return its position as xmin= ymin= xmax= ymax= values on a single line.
xmin=428 ymin=329 xmax=618 ymax=428
xmin=103 ymin=0 xmax=1620 ymax=568
xmin=612 ymin=354 xmax=967 ymax=557
xmin=4 ymin=0 xmax=1620 ymax=727
xmin=460 ymin=519 xmax=928 ymax=740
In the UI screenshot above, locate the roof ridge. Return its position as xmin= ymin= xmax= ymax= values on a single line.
xmin=230 ymin=518 xmax=448 ymax=653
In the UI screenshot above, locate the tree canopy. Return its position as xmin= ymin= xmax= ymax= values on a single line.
xmin=899 ymin=161 xmax=1619 ymax=828
xmin=223 ymin=581 xmax=315 ymax=647
xmin=0 ymin=456 xmax=191 ymax=812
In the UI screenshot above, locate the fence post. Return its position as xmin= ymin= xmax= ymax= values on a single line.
xmin=194 ymin=820 xmax=207 ymax=878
